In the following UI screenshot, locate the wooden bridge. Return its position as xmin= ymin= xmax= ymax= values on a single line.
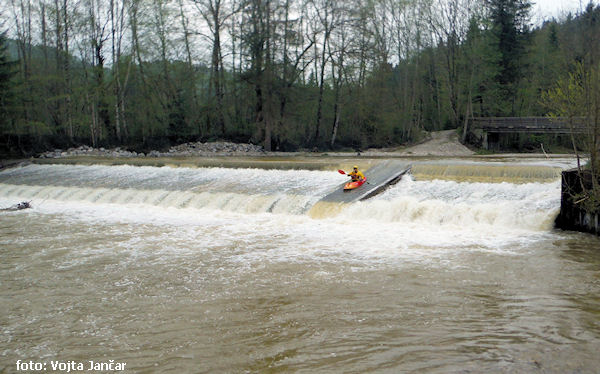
xmin=469 ymin=117 xmax=587 ymax=149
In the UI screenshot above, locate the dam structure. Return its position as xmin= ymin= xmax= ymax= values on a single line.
xmin=3 ymin=157 xmax=600 ymax=374
xmin=0 ymin=158 xmax=571 ymax=222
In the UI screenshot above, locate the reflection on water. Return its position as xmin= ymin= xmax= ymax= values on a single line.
xmin=1 ymin=161 xmax=600 ymax=373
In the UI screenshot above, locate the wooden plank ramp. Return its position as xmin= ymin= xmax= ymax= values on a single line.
xmin=320 ymin=160 xmax=412 ymax=204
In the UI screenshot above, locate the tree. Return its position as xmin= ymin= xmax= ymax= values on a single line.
xmin=193 ymin=0 xmax=235 ymax=137
xmin=0 ymin=31 xmax=17 ymax=132
xmin=80 ymin=0 xmax=112 ymax=146
xmin=240 ymin=0 xmax=277 ymax=150
xmin=543 ymin=62 xmax=600 ymax=211
xmin=542 ymin=4 xmax=600 ymax=211
xmin=177 ymin=0 xmax=201 ymax=138
xmin=328 ymin=4 xmax=351 ymax=147
xmin=428 ymin=0 xmax=473 ymax=127
xmin=1 ymin=0 xmax=600 ymax=155
xmin=485 ymin=0 xmax=532 ymax=114
xmin=309 ymin=0 xmax=340 ymax=147
xmin=110 ymin=0 xmax=131 ymax=141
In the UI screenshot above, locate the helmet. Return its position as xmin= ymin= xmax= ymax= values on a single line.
xmin=353 ymin=165 xmax=358 ymax=169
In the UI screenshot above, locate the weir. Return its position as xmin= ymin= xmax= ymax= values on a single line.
xmin=0 ymin=160 xmax=573 ymax=223
xmin=410 ymin=163 xmax=563 ymax=183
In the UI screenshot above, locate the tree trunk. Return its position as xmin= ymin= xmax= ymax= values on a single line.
xmin=314 ymin=36 xmax=327 ymax=145
xmin=130 ymin=0 xmax=149 ymax=141
xmin=63 ymin=0 xmax=73 ymax=140
xmin=178 ymin=0 xmax=199 ymax=137
xmin=314 ymin=5 xmax=332 ymax=147
xmin=330 ymin=40 xmax=344 ymax=148
xmin=110 ymin=0 xmax=121 ymax=141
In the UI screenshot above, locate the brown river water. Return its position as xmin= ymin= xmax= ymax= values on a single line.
xmin=1 ymin=157 xmax=599 ymax=373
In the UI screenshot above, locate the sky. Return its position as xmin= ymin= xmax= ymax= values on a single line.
xmin=532 ymin=0 xmax=594 ymax=20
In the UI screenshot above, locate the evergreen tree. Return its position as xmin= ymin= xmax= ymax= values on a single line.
xmin=486 ymin=0 xmax=532 ymax=114
xmin=462 ymin=16 xmax=502 ymax=117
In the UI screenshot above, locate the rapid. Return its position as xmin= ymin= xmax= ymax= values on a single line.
xmin=1 ymin=158 xmax=600 ymax=373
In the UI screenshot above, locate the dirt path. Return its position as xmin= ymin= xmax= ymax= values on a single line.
xmin=398 ymin=130 xmax=474 ymax=156
xmin=363 ymin=130 xmax=474 ymax=157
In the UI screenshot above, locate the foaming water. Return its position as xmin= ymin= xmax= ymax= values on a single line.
xmin=0 ymin=163 xmax=343 ymax=193
xmin=342 ymin=176 xmax=560 ymax=231
xmin=2 ymin=160 xmax=600 ymax=373
xmin=0 ymin=163 xmax=562 ymax=256
xmin=0 ymin=164 xmax=342 ymax=215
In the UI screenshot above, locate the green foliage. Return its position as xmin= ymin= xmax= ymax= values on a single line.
xmin=543 ymin=58 xmax=600 ymax=211
xmin=541 ymin=64 xmax=586 ymax=119
xmin=1 ymin=0 xmax=600 ymax=155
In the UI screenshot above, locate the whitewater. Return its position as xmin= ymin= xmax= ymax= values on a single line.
xmin=1 ymin=159 xmax=599 ymax=373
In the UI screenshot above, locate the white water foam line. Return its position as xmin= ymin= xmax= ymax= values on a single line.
xmin=0 ymin=169 xmax=561 ymax=231
xmin=334 ymin=176 xmax=561 ymax=231
xmin=0 ymin=199 xmax=561 ymax=269
xmin=0 ymin=191 xmax=546 ymax=265
xmin=0 ymin=183 xmax=323 ymax=215
xmin=0 ymin=164 xmax=344 ymax=196
xmin=0 ymin=180 xmax=560 ymax=250
xmin=0 ymin=163 xmax=566 ymax=260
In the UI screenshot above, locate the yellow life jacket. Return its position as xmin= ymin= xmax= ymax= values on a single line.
xmin=349 ymin=170 xmax=365 ymax=181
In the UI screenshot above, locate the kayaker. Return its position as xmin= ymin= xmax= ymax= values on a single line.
xmin=348 ymin=166 xmax=365 ymax=182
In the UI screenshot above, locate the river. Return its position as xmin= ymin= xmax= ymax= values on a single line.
xmin=1 ymin=158 xmax=599 ymax=373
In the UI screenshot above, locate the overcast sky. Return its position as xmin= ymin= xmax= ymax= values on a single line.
xmin=532 ymin=0 xmax=594 ymax=20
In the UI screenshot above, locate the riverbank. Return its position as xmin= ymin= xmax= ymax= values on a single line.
xmin=36 ymin=130 xmax=472 ymax=158
xmin=28 ymin=129 xmax=574 ymax=160
xmin=2 ymin=136 xmax=576 ymax=176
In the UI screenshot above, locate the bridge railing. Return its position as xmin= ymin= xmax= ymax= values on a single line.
xmin=470 ymin=117 xmax=588 ymax=134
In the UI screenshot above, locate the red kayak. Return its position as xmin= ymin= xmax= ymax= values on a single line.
xmin=344 ymin=178 xmax=367 ymax=191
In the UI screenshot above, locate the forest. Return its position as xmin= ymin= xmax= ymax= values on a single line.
xmin=0 ymin=0 xmax=599 ymax=155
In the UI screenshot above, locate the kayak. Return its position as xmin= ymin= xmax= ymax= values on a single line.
xmin=344 ymin=178 xmax=366 ymax=191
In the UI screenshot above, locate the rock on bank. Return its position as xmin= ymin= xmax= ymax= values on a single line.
xmin=38 ymin=141 xmax=264 ymax=159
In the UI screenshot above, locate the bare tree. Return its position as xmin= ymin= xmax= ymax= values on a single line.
xmin=176 ymin=0 xmax=201 ymax=136
xmin=276 ymin=0 xmax=314 ymax=148
xmin=61 ymin=0 xmax=73 ymax=139
xmin=240 ymin=0 xmax=274 ymax=150
xmin=193 ymin=0 xmax=238 ymax=136
xmin=309 ymin=0 xmax=340 ymax=146
xmin=428 ymin=0 xmax=473 ymax=127
xmin=79 ymin=0 xmax=111 ymax=145
xmin=328 ymin=1 xmax=354 ymax=147
xmin=110 ymin=0 xmax=131 ymax=141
